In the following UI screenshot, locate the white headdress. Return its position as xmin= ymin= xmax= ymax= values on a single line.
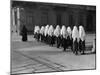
xmin=79 ymin=25 xmax=86 ymax=41
xmin=44 ymin=25 xmax=49 ymax=36
xmin=61 ymin=25 xmax=68 ymax=38
xmin=72 ymin=26 xmax=79 ymax=42
xmin=48 ymin=25 xmax=54 ymax=36
xmin=40 ymin=26 xmax=45 ymax=35
xmin=54 ymin=25 xmax=61 ymax=37
xmin=67 ymin=26 xmax=72 ymax=36
xmin=34 ymin=26 xmax=40 ymax=34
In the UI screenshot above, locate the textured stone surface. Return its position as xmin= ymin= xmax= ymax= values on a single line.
xmin=11 ymin=33 xmax=96 ymax=74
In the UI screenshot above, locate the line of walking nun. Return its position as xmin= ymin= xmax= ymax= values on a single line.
xmin=33 ymin=25 xmax=86 ymax=55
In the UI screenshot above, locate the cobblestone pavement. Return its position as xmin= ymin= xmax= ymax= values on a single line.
xmin=11 ymin=50 xmax=67 ymax=74
xmin=11 ymin=33 xmax=96 ymax=74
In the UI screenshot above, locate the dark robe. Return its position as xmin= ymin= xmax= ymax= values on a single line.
xmin=66 ymin=36 xmax=73 ymax=50
xmin=62 ymin=37 xmax=67 ymax=51
xmin=21 ymin=26 xmax=27 ymax=41
xmin=37 ymin=33 xmax=40 ymax=42
xmin=79 ymin=39 xmax=85 ymax=54
xmin=56 ymin=36 xmax=61 ymax=48
xmin=73 ymin=38 xmax=79 ymax=55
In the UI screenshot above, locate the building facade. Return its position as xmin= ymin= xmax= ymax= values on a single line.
xmin=11 ymin=1 xmax=96 ymax=35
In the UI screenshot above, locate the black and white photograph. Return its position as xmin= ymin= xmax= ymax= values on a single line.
xmin=11 ymin=0 xmax=96 ymax=74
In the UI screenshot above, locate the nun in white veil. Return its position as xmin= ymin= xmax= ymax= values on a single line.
xmin=72 ymin=26 xmax=79 ymax=42
xmin=48 ymin=25 xmax=55 ymax=46
xmin=44 ymin=25 xmax=49 ymax=43
xmin=40 ymin=26 xmax=45 ymax=42
xmin=54 ymin=25 xmax=61 ymax=48
xmin=35 ymin=26 xmax=40 ymax=41
xmin=48 ymin=25 xmax=54 ymax=37
xmin=72 ymin=26 xmax=79 ymax=54
xmin=61 ymin=25 xmax=69 ymax=51
xmin=66 ymin=26 xmax=73 ymax=50
xmin=54 ymin=25 xmax=61 ymax=37
xmin=67 ymin=26 xmax=72 ymax=39
xmin=34 ymin=26 xmax=40 ymax=39
xmin=60 ymin=25 xmax=64 ymax=47
xmin=40 ymin=26 xmax=45 ymax=35
xmin=79 ymin=26 xmax=86 ymax=41
xmin=79 ymin=25 xmax=86 ymax=54
xmin=44 ymin=25 xmax=49 ymax=37
xmin=61 ymin=25 xmax=68 ymax=38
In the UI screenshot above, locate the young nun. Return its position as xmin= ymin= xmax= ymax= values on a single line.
xmin=44 ymin=25 xmax=49 ymax=43
xmin=60 ymin=25 xmax=64 ymax=48
xmin=72 ymin=26 xmax=79 ymax=55
xmin=67 ymin=26 xmax=72 ymax=39
xmin=67 ymin=26 xmax=73 ymax=50
xmin=61 ymin=25 xmax=68 ymax=51
xmin=54 ymin=25 xmax=61 ymax=48
xmin=35 ymin=26 xmax=40 ymax=41
xmin=40 ymin=26 xmax=45 ymax=42
xmin=48 ymin=25 xmax=54 ymax=46
xmin=79 ymin=25 xmax=86 ymax=54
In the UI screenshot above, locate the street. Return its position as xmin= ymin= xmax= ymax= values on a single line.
xmin=11 ymin=33 xmax=96 ymax=74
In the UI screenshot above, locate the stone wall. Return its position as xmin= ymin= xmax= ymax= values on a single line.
xmin=11 ymin=1 xmax=96 ymax=34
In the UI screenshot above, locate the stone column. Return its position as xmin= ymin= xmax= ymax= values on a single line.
xmin=17 ymin=7 xmax=20 ymax=35
xmin=11 ymin=8 xmax=16 ymax=32
xmin=12 ymin=8 xmax=15 ymax=26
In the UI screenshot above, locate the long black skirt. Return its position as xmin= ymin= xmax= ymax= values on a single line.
xmin=56 ymin=36 xmax=61 ymax=48
xmin=79 ymin=39 xmax=85 ymax=54
xmin=22 ymin=35 xmax=27 ymax=41
xmin=73 ymin=40 xmax=78 ymax=54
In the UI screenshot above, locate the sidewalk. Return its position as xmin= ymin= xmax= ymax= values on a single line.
xmin=11 ymin=45 xmax=95 ymax=74
xmin=11 ymin=32 xmax=96 ymax=74
xmin=11 ymin=32 xmax=95 ymax=43
xmin=11 ymin=32 xmax=96 ymax=50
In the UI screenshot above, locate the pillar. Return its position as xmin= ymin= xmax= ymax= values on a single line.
xmin=16 ymin=7 xmax=20 ymax=35
xmin=11 ymin=8 xmax=16 ymax=32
